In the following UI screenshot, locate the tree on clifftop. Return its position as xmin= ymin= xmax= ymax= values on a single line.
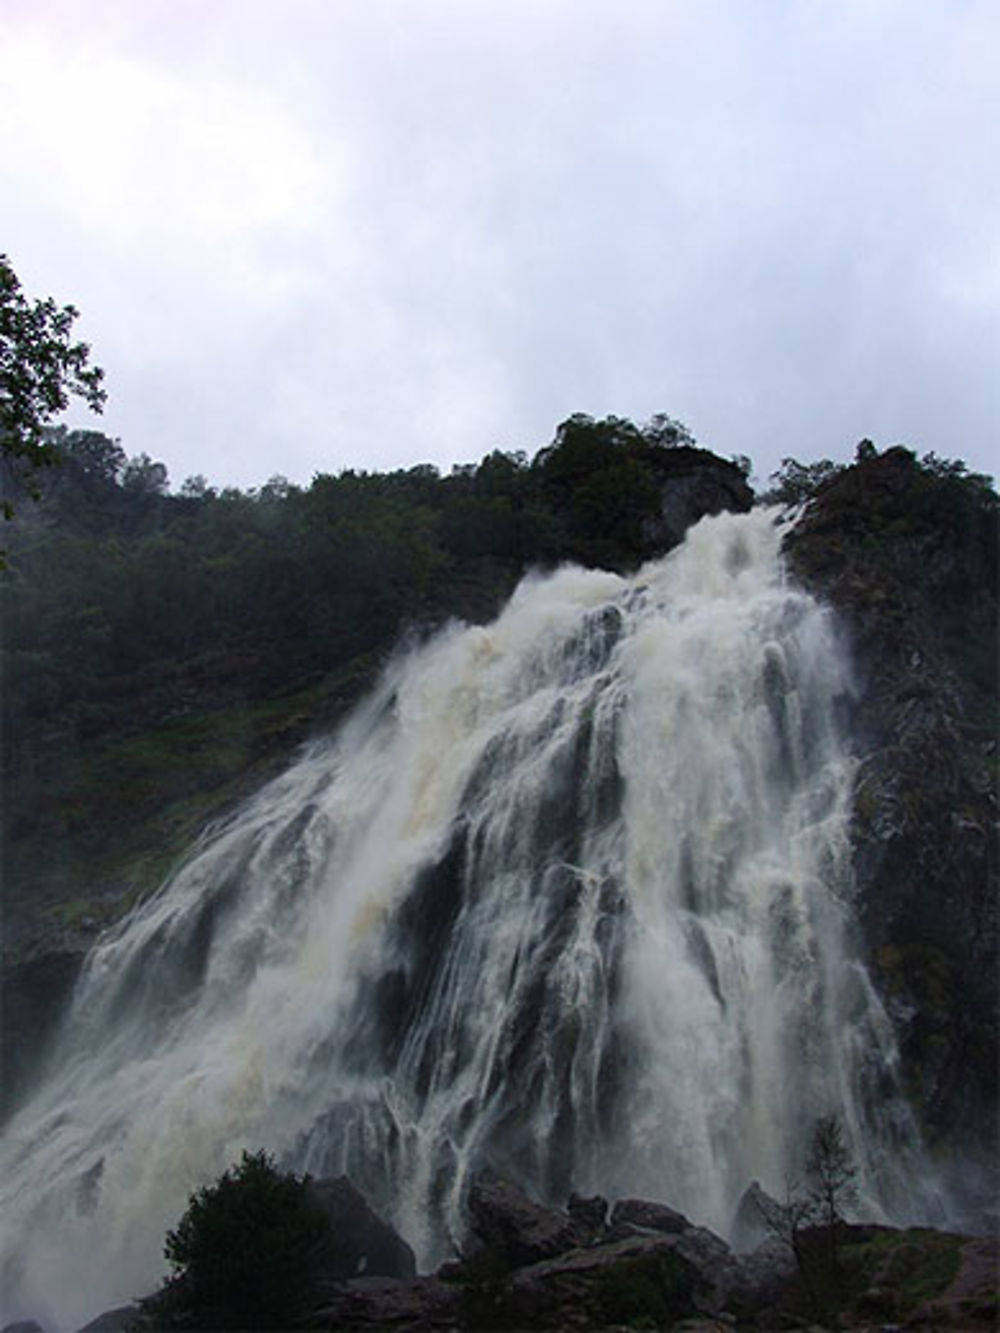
xmin=0 ymin=253 xmax=106 ymax=517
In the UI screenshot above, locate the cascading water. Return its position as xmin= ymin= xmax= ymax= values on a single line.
xmin=1 ymin=508 xmax=937 ymax=1330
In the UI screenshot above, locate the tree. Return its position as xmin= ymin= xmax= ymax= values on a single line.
xmin=155 ymin=1150 xmax=333 ymax=1328
xmin=760 ymin=456 xmax=843 ymax=507
xmin=0 ymin=254 xmax=106 ymax=515
xmin=643 ymin=412 xmax=696 ymax=449
xmin=806 ymin=1113 xmax=858 ymax=1262
xmin=121 ymin=451 xmax=169 ymax=495
xmin=753 ymin=1116 xmax=858 ymax=1315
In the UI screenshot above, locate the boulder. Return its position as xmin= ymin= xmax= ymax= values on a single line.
xmin=305 ymin=1175 xmax=416 ymax=1280
xmin=673 ymin=1224 xmax=747 ymax=1316
xmin=508 ymin=1232 xmax=699 ymax=1328
xmin=609 ymin=1195 xmax=691 ymax=1236
xmin=465 ymin=1168 xmax=583 ymax=1266
xmin=731 ymin=1179 xmax=784 ymax=1251
xmin=305 ymin=1274 xmax=460 ymax=1329
xmin=566 ymin=1190 xmax=608 ymax=1238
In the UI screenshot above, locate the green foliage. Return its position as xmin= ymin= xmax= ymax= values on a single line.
xmin=5 ymin=412 xmax=988 ymax=972
xmin=0 ymin=255 xmax=105 ymax=515
xmin=761 ymin=455 xmax=844 ymax=506
xmin=453 ymin=1246 xmax=518 ymax=1329
xmin=763 ymin=440 xmax=997 ymax=516
xmin=157 ymin=1149 xmax=332 ymax=1329
xmin=593 ymin=1250 xmax=694 ymax=1327
xmin=807 ymin=1113 xmax=858 ymax=1231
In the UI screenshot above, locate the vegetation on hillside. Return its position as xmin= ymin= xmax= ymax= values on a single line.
xmin=1 ymin=412 xmax=748 ymax=952
xmin=145 ymin=1150 xmax=333 ymax=1329
xmin=3 ymin=423 xmax=994 ymax=961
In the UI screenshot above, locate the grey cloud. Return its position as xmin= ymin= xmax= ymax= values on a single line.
xmin=3 ymin=0 xmax=996 ymax=489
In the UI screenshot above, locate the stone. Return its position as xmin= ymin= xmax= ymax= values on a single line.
xmin=73 ymin=1306 xmax=141 ymax=1333
xmin=609 ymin=1195 xmax=691 ymax=1235
xmin=508 ymin=1232 xmax=700 ymax=1328
xmin=465 ymin=1168 xmax=583 ymax=1267
xmin=305 ymin=1175 xmax=416 ymax=1280
xmin=730 ymin=1179 xmax=784 ymax=1251
xmin=566 ymin=1190 xmax=608 ymax=1236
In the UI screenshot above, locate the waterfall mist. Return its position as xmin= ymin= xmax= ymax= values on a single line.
xmin=0 ymin=508 xmax=939 ymax=1329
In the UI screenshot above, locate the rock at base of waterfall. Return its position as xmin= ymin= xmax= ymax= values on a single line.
xmin=465 ymin=1168 xmax=587 ymax=1265
xmin=730 ymin=1179 xmax=786 ymax=1252
xmin=305 ymin=1175 xmax=416 ymax=1280
xmin=609 ymin=1195 xmax=691 ymax=1236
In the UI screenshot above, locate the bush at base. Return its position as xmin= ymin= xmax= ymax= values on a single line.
xmin=152 ymin=1149 xmax=333 ymax=1329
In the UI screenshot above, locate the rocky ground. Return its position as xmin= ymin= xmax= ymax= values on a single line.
xmin=7 ymin=1171 xmax=992 ymax=1333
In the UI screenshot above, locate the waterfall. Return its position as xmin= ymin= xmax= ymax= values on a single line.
xmin=0 ymin=508 xmax=934 ymax=1329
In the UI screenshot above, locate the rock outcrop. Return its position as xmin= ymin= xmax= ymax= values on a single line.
xmin=643 ymin=446 xmax=754 ymax=551
xmin=306 ymin=1175 xmax=417 ymax=1280
xmin=782 ymin=447 xmax=998 ymax=1206
xmin=0 ymin=947 xmax=85 ymax=1122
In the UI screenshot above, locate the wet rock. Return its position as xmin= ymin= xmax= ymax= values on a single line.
xmin=0 ymin=949 xmax=85 ymax=1122
xmin=644 ymin=453 xmax=754 ymax=552
xmin=466 ymin=1168 xmax=583 ymax=1265
xmin=609 ymin=1195 xmax=691 ymax=1236
xmin=731 ymin=1179 xmax=784 ymax=1251
xmin=674 ymin=1225 xmax=746 ymax=1316
xmin=783 ymin=446 xmax=998 ymax=1186
xmin=73 ymin=1305 xmax=141 ymax=1333
xmin=306 ymin=1175 xmax=416 ymax=1280
xmin=304 ymin=1273 xmax=460 ymax=1329
xmin=508 ymin=1232 xmax=699 ymax=1328
xmin=566 ymin=1190 xmax=608 ymax=1237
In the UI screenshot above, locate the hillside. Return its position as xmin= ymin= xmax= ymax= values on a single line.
xmin=1 ymin=414 xmax=751 ymax=1109
xmin=1 ymin=425 xmax=996 ymax=1207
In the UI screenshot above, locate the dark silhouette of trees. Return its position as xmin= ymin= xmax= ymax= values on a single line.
xmin=0 ymin=255 xmax=106 ymax=516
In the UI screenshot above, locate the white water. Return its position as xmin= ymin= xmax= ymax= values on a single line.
xmin=0 ymin=509 xmax=934 ymax=1329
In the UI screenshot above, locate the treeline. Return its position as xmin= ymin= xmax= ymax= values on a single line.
xmin=2 ymin=413 xmax=995 ymax=941
xmin=0 ymin=412 xmax=739 ymax=762
xmin=4 ymin=417 xmax=996 ymax=776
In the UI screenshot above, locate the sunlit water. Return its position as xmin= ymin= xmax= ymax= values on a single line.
xmin=0 ymin=508 xmax=937 ymax=1330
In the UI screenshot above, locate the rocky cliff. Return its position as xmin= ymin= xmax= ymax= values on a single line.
xmin=783 ymin=446 xmax=998 ymax=1207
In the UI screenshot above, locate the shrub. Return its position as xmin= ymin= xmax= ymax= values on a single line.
xmin=158 ymin=1149 xmax=332 ymax=1328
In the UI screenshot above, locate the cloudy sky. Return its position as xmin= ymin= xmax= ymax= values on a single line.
xmin=2 ymin=0 xmax=997 ymax=492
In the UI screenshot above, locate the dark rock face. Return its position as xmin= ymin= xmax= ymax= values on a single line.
xmin=782 ymin=448 xmax=998 ymax=1178
xmin=506 ymin=1232 xmax=699 ymax=1328
xmin=643 ymin=448 xmax=754 ymax=551
xmin=466 ymin=1168 xmax=586 ymax=1265
xmin=609 ymin=1195 xmax=691 ymax=1236
xmin=731 ymin=1180 xmax=785 ymax=1252
xmin=73 ymin=1304 xmax=141 ymax=1333
xmin=0 ymin=947 xmax=84 ymax=1123
xmin=306 ymin=1175 xmax=416 ymax=1280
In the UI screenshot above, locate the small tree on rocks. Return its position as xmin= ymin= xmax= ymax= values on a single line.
xmin=156 ymin=1149 xmax=333 ymax=1329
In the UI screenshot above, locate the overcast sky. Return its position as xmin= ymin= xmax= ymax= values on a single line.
xmin=3 ymin=0 xmax=997 ymax=492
